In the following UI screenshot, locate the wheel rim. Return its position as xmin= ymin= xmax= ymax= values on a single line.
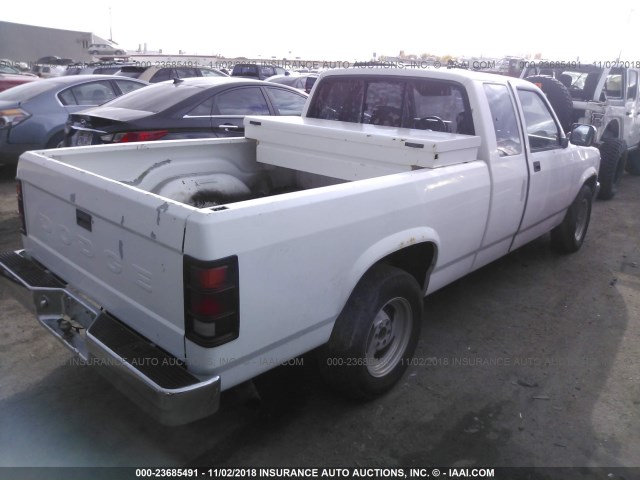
xmin=365 ymin=297 xmax=412 ymax=378
xmin=574 ymin=196 xmax=589 ymax=242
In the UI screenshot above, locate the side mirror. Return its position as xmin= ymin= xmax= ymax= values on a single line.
xmin=569 ymin=124 xmax=597 ymax=147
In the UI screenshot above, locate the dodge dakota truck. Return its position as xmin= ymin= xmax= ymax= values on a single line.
xmin=0 ymin=68 xmax=600 ymax=425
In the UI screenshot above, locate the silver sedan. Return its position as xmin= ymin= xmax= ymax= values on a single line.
xmin=0 ymin=75 xmax=147 ymax=166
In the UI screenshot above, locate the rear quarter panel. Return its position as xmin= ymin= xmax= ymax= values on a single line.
xmin=182 ymin=162 xmax=491 ymax=388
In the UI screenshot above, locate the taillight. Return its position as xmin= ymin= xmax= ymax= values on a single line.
xmin=101 ymin=130 xmax=169 ymax=143
xmin=184 ymin=255 xmax=239 ymax=347
xmin=16 ymin=180 xmax=26 ymax=234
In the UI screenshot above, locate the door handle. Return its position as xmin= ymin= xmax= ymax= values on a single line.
xmin=533 ymin=161 xmax=541 ymax=172
xmin=219 ymin=124 xmax=240 ymax=129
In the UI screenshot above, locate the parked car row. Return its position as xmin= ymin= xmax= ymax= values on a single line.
xmin=65 ymin=63 xmax=228 ymax=83
xmin=0 ymin=61 xmax=38 ymax=92
xmin=1 ymin=57 xmax=319 ymax=88
xmin=64 ymin=77 xmax=308 ymax=146
xmin=0 ymin=74 xmax=309 ymax=166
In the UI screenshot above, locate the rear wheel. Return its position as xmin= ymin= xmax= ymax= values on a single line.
xmin=550 ymin=184 xmax=593 ymax=253
xmin=318 ymin=264 xmax=423 ymax=399
xmin=46 ymin=132 xmax=65 ymax=149
xmin=598 ymin=138 xmax=627 ymax=200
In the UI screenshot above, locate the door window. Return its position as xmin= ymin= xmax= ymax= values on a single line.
xmin=149 ymin=68 xmax=174 ymax=83
xmin=265 ymin=87 xmax=307 ymax=115
xmin=516 ymin=89 xmax=562 ymax=151
xmin=187 ymin=97 xmax=215 ymax=116
xmin=213 ymin=87 xmax=270 ymax=115
xmin=59 ymin=81 xmax=117 ymax=105
xmin=483 ymin=83 xmax=522 ymax=156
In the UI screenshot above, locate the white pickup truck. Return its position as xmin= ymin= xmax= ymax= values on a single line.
xmin=0 ymin=68 xmax=600 ymax=425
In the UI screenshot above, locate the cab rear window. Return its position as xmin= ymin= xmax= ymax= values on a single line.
xmin=307 ymin=75 xmax=474 ymax=134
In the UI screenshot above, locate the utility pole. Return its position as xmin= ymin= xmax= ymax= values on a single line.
xmin=109 ymin=7 xmax=113 ymax=42
xmin=617 ymin=7 xmax=634 ymax=61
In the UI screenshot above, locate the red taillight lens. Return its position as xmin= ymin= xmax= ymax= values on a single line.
xmin=191 ymin=297 xmax=223 ymax=316
xmin=110 ymin=130 xmax=169 ymax=143
xmin=184 ymin=256 xmax=239 ymax=348
xmin=16 ymin=180 xmax=26 ymax=234
xmin=191 ymin=265 xmax=228 ymax=290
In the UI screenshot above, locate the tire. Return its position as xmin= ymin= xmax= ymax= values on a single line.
xmin=525 ymin=75 xmax=574 ymax=132
xmin=597 ymin=138 xmax=627 ymax=200
xmin=115 ymin=50 xmax=125 ymax=56
xmin=625 ymin=148 xmax=640 ymax=175
xmin=46 ymin=131 xmax=65 ymax=149
xmin=318 ymin=264 xmax=423 ymax=399
xmin=550 ymin=184 xmax=593 ymax=253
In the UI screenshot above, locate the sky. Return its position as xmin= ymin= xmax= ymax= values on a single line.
xmin=2 ymin=0 xmax=638 ymax=62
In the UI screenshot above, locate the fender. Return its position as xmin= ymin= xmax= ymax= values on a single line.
xmin=344 ymin=227 xmax=440 ymax=305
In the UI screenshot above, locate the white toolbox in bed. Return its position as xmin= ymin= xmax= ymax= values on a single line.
xmin=244 ymin=116 xmax=481 ymax=181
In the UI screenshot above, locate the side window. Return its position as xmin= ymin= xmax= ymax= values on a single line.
xmin=212 ymin=87 xmax=270 ymax=115
xmin=58 ymin=89 xmax=77 ymax=105
xmin=62 ymin=81 xmax=117 ymax=105
xmin=517 ymin=89 xmax=562 ymax=151
xmin=265 ymin=87 xmax=307 ymax=115
xmin=187 ymin=97 xmax=215 ymax=116
xmin=259 ymin=66 xmax=273 ymax=78
xmin=150 ymin=68 xmax=174 ymax=83
xmin=175 ymin=68 xmax=199 ymax=79
xmin=627 ymin=71 xmax=638 ymax=101
xmin=604 ymin=73 xmax=622 ymax=98
xmin=483 ymin=83 xmax=522 ymax=156
xmin=115 ymin=80 xmax=145 ymax=95
xmin=200 ymin=68 xmax=225 ymax=77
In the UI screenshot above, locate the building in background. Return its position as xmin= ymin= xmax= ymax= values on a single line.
xmin=0 ymin=21 xmax=112 ymax=64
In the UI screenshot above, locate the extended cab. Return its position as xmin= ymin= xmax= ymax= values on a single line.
xmin=0 ymin=68 xmax=599 ymax=425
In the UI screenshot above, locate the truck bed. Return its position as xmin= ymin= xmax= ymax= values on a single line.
xmin=16 ymin=130 xmax=491 ymax=392
xmin=43 ymin=119 xmax=482 ymax=208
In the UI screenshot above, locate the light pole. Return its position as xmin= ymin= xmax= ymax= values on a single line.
xmin=109 ymin=7 xmax=113 ymax=42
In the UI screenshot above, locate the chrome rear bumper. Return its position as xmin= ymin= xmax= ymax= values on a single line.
xmin=0 ymin=250 xmax=220 ymax=426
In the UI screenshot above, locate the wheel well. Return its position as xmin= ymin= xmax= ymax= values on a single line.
xmin=46 ymin=130 xmax=65 ymax=148
xmin=585 ymin=175 xmax=598 ymax=193
xmin=378 ymin=242 xmax=436 ymax=291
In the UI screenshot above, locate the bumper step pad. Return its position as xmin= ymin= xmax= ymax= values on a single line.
xmin=89 ymin=314 xmax=200 ymax=390
xmin=0 ymin=251 xmax=65 ymax=288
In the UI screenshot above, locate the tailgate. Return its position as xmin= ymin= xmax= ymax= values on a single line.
xmin=17 ymin=152 xmax=194 ymax=359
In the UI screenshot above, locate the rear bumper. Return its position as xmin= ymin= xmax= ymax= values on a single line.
xmin=0 ymin=129 xmax=40 ymax=166
xmin=0 ymin=250 xmax=220 ymax=425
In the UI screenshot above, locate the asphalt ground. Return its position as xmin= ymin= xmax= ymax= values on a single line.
xmin=0 ymin=164 xmax=639 ymax=475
